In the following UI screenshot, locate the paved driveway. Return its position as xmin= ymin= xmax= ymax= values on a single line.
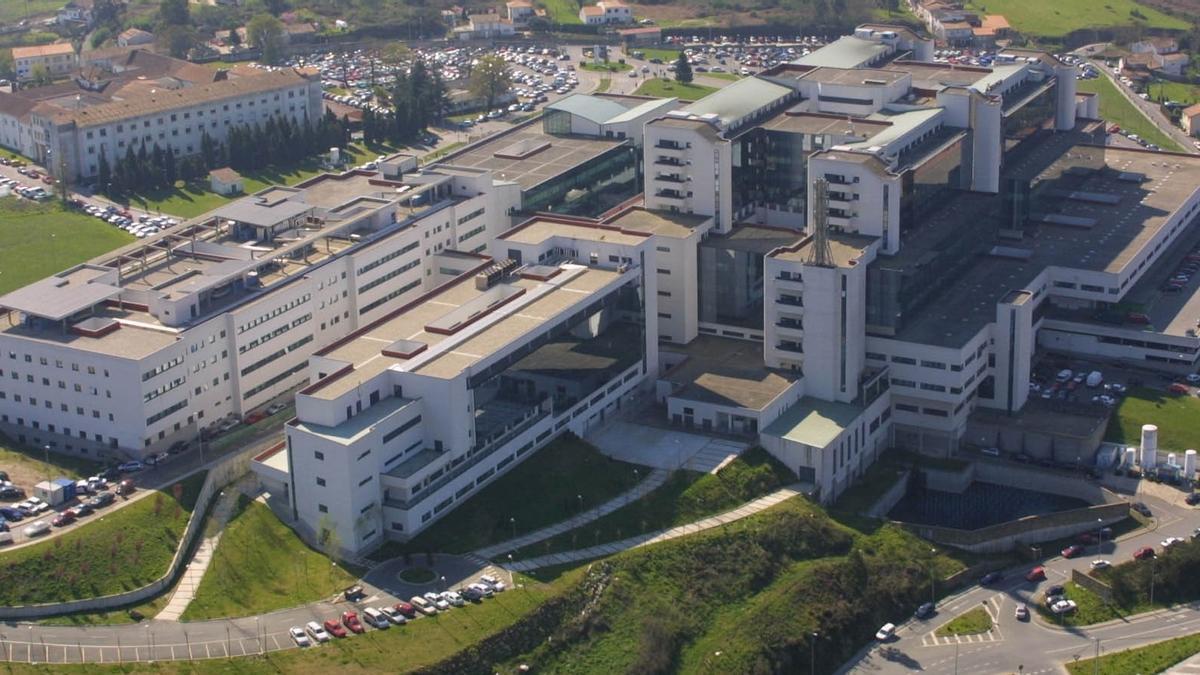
xmin=586 ymin=421 xmax=745 ymax=473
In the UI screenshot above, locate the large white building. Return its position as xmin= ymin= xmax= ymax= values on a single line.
xmin=0 ymin=50 xmax=323 ymax=181
xmin=0 ymin=164 xmax=519 ymax=460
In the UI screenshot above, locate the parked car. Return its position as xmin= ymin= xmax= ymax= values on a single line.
xmin=980 ymin=572 xmax=1003 ymax=586
xmin=1090 ymin=559 xmax=1111 ymax=569
xmin=479 ymin=574 xmax=507 ymax=592
xmin=468 ymin=582 xmax=494 ymax=598
xmin=875 ymin=623 xmax=896 ymax=641
xmin=1015 ymin=604 xmax=1029 ymax=621
xmin=440 ymin=591 xmax=464 ymax=608
xmin=341 ymin=611 xmax=365 ymax=634
xmin=1132 ymin=502 xmax=1153 ymax=517
xmin=1025 ymin=566 xmax=1046 ymax=582
xmin=52 ymin=511 xmax=77 ymax=527
xmin=116 ymin=479 xmax=136 ymax=496
xmin=1046 ymin=584 xmax=1065 ymax=597
xmin=0 ymin=486 xmax=23 ymax=500
xmin=462 ymin=586 xmax=484 ymax=603
xmin=1168 ymin=383 xmax=1190 ymax=395
xmin=394 ymin=601 xmax=417 ymax=618
xmin=289 ymin=626 xmax=311 ymax=647
xmin=362 ymin=607 xmax=390 ymax=629
xmin=1133 ymin=546 xmax=1156 ymax=560
xmin=0 ymin=507 xmax=23 ymax=521
xmin=424 ymin=592 xmax=450 ymax=611
xmin=23 ymin=520 xmax=50 ymax=537
xmin=914 ymin=602 xmax=936 ymax=619
xmin=343 ymin=585 xmax=366 ymax=601
xmin=379 ymin=606 xmax=407 ymax=625
xmin=322 ymin=619 xmax=347 ymax=638
xmin=117 ymin=461 xmax=145 ymax=473
xmin=1161 ymin=536 xmax=1185 ymax=550
xmin=266 ymin=402 xmax=287 ymax=415
xmin=410 ymin=596 xmax=437 ymax=615
xmin=305 ymin=621 xmax=331 ymax=643
xmin=1186 ymin=493 xmax=1200 ymax=506
xmin=1061 ymin=544 xmax=1083 ymax=559
xmin=88 ymin=492 xmax=115 ymax=508
xmin=1050 ymin=599 xmax=1078 ymax=614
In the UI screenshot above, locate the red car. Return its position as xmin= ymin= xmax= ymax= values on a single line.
xmin=1168 ymin=383 xmax=1190 ymax=396
xmin=40 ymin=175 xmax=54 ymax=185
xmin=1061 ymin=545 xmax=1083 ymax=559
xmin=342 ymin=611 xmax=365 ymax=634
xmin=1134 ymin=546 xmax=1156 ymax=560
xmin=51 ymin=511 xmax=77 ymax=527
xmin=1025 ymin=566 xmax=1046 ymax=582
xmin=395 ymin=601 xmax=417 ymax=618
xmin=1077 ymin=532 xmax=1096 ymax=544
xmin=323 ymin=619 xmax=347 ymax=638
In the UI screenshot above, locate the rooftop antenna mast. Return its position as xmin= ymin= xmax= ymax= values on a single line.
xmin=807 ymin=178 xmax=835 ymax=268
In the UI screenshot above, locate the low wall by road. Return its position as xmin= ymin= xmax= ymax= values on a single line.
xmin=1072 ymin=568 xmax=1114 ymax=602
xmin=0 ymin=446 xmax=258 ymax=620
xmin=900 ymin=501 xmax=1130 ymax=554
xmin=975 ymin=461 xmax=1117 ymax=505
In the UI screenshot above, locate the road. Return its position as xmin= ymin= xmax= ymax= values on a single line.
xmin=1071 ymin=45 xmax=1197 ymax=154
xmin=839 ymin=479 xmax=1200 ymax=675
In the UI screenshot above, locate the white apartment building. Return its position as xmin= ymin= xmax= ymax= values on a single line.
xmin=0 ymin=51 xmax=323 ymax=180
xmin=12 ymin=43 xmax=79 ymax=82
xmin=0 ymin=165 xmax=519 ymax=460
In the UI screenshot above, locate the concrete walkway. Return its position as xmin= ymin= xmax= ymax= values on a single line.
xmin=506 ymin=483 xmax=804 ymax=572
xmin=472 ymin=468 xmax=670 ymax=560
xmin=156 ymin=481 xmax=253 ymax=621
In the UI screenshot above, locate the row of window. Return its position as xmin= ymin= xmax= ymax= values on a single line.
xmin=358 ymin=259 xmax=419 ymax=294
xmin=236 ymin=294 xmax=312 ymax=334
xmin=357 ymin=241 xmax=419 ymax=276
xmin=0 ymin=391 xmax=113 ymax=421
xmin=238 ymin=313 xmax=311 ymax=355
xmin=7 ymin=353 xmax=106 ymax=376
xmin=359 ymin=279 xmax=421 ymax=315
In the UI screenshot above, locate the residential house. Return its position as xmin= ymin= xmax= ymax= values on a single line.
xmin=505 ymin=0 xmax=535 ymax=25
xmin=1182 ymin=103 xmax=1200 ymax=137
xmin=12 ymin=43 xmax=78 ymax=82
xmin=579 ymin=0 xmax=632 ymax=24
xmin=117 ymin=28 xmax=155 ymax=48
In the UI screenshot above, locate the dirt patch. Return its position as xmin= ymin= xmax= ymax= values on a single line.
xmin=0 ymin=435 xmax=101 ymax=498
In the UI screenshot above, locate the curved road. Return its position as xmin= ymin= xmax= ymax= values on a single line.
xmin=839 ymin=481 xmax=1200 ymax=675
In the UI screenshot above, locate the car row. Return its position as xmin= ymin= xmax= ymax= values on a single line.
xmin=1 ymin=178 xmax=52 ymax=201
xmin=294 ymin=576 xmax=508 ymax=647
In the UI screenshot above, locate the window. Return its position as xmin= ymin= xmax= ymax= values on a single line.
xmin=314 ymin=451 xmax=324 ymax=460
xmin=318 ymin=504 xmax=328 ymax=513
xmin=316 ymin=477 xmax=326 ymax=486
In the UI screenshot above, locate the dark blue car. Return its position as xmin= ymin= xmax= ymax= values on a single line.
xmin=0 ymin=507 xmax=24 ymax=521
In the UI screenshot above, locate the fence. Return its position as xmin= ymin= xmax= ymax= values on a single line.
xmin=0 ymin=445 xmax=259 ymax=620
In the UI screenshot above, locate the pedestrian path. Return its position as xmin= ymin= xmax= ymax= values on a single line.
xmin=1171 ymin=652 xmax=1200 ymax=674
xmin=473 ymin=468 xmax=670 ymax=560
xmin=505 ymin=483 xmax=804 ymax=572
xmin=156 ymin=479 xmax=254 ymax=621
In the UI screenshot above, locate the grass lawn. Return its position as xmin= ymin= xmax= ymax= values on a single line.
xmin=511 ymin=447 xmax=795 ymax=560
xmin=0 ymin=472 xmax=205 ymax=605
xmin=1105 ymin=387 xmax=1200 ymax=454
xmin=123 ymin=142 xmax=404 ymax=219
xmin=369 ymin=434 xmax=643 ymax=558
xmin=540 ymin=0 xmax=583 ymax=24
xmin=633 ymin=78 xmax=720 ymax=100
xmin=180 ymin=498 xmax=358 ymax=621
xmin=580 ymin=62 xmax=632 ymax=73
xmin=421 ymin=141 xmax=467 ymax=164
xmin=637 ymin=48 xmax=687 ymax=63
xmin=0 ymin=0 xmax=62 ymax=23
xmin=1149 ymin=78 xmax=1200 ymax=106
xmin=0 ymin=198 xmax=134 ymax=295
xmin=963 ymin=0 xmax=1186 ymax=38
xmin=831 ymin=460 xmax=908 ymax=516
xmin=1076 ymin=77 xmax=1183 ymax=152
xmin=0 ymin=432 xmax=105 ymax=488
xmin=1066 ymin=633 xmax=1200 ymax=675
xmin=594 ymin=78 xmax=612 ymax=94
xmin=936 ymin=607 xmax=993 ymax=636
xmin=702 ymin=71 xmax=741 ymax=81
xmin=37 ymin=587 xmax=173 ymax=626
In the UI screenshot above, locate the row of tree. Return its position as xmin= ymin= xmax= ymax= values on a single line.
xmin=361 ymin=59 xmax=449 ymax=145
xmin=97 ymin=110 xmax=351 ymax=197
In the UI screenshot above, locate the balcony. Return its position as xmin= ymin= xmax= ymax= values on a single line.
xmin=827 ymin=215 xmax=851 ymax=228
xmin=654 ymin=156 xmax=684 ymax=167
xmin=775 ymin=317 xmax=803 ymax=331
xmin=824 ymin=174 xmax=850 ymax=185
xmin=654 ymin=140 xmax=684 ymax=150
xmin=654 ymin=173 xmax=686 ymax=184
xmin=776 ymin=341 xmax=804 ymax=354
xmin=776 ymin=294 xmax=803 ymax=307
xmin=775 ymin=273 xmax=803 ymax=289
xmin=654 ymin=189 xmax=685 ymax=202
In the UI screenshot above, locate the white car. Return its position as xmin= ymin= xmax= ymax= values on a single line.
xmin=1161 ymin=536 xmax=1185 ymax=549
xmin=410 ymin=595 xmax=437 ymax=615
xmin=469 ymin=582 xmax=494 ymax=598
xmin=1050 ymin=599 xmax=1078 ymax=614
xmin=23 ymin=520 xmax=50 ymax=537
xmin=1187 ymin=373 xmax=1200 ymax=384
xmin=875 ymin=622 xmax=896 ymax=641
xmin=1015 ymin=604 xmax=1029 ymax=621
xmin=441 ymin=591 xmax=464 ymax=607
xmin=305 ymin=621 xmax=330 ymax=642
xmin=379 ymin=606 xmax=407 ymax=625
xmin=479 ymin=574 xmax=507 ymax=592
xmin=289 ymin=626 xmax=311 ymax=647
xmin=1090 ymin=559 xmax=1111 ymax=569
xmin=424 ymin=592 xmax=450 ymax=611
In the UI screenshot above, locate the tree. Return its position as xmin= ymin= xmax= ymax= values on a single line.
xmin=264 ymin=0 xmax=288 ymax=15
xmin=158 ymin=25 xmax=195 ymax=59
xmin=0 ymin=50 xmax=13 ymax=81
xmin=228 ymin=27 xmax=241 ymax=48
xmin=674 ymin=51 xmax=693 ymax=84
xmin=97 ymin=153 xmax=111 ymax=196
xmin=29 ymin=63 xmax=53 ymax=87
xmin=247 ymin=13 xmax=285 ymax=65
xmin=159 ymin=0 xmax=188 ymax=26
xmin=468 ymin=54 xmax=512 ymax=114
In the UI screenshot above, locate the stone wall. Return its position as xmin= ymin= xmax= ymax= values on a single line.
xmin=866 ymin=469 xmax=910 ymax=518
xmin=1071 ymin=567 xmax=1113 ymax=602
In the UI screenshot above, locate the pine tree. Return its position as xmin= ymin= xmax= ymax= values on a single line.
xmin=97 ymin=154 xmax=111 ymax=195
xmin=674 ymin=51 xmax=693 ymax=84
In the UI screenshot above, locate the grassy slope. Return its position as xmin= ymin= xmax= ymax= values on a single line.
xmin=371 ymin=434 xmax=643 ymax=558
xmin=0 ymin=0 xmax=62 ymax=23
xmin=633 ymin=78 xmax=720 ymax=100
xmin=1077 ymin=77 xmax=1183 ymax=152
xmin=964 ymin=0 xmax=1187 ymax=37
xmin=1066 ymin=633 xmax=1200 ymax=675
xmin=181 ymin=498 xmax=357 ymax=621
xmin=1105 ymin=386 xmax=1200 ymax=453
xmin=0 ymin=473 xmax=205 ymax=605
xmin=0 ymin=198 xmax=134 ymax=294
xmin=512 ymin=446 xmax=795 ymax=560
xmin=539 ymin=0 xmax=583 ymax=24
xmin=0 ymin=432 xmax=104 ymax=483
xmin=505 ymin=497 xmax=972 ymax=674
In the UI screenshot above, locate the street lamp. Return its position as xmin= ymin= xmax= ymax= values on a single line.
xmin=510 ymin=516 xmax=516 ymax=541
xmin=1096 ymin=518 xmax=1104 ymax=557
xmin=810 ymin=631 xmax=819 ymax=675
xmin=928 ymin=547 xmax=937 ymax=606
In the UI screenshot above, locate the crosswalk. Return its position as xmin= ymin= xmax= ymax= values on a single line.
xmin=920 ymin=594 xmax=1007 ymax=648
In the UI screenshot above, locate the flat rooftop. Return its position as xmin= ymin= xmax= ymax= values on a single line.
xmin=772 ymin=231 xmax=877 ymax=268
xmin=500 ymin=217 xmax=648 ymax=247
xmin=0 ymin=305 xmax=179 ymax=360
xmin=762 ymin=396 xmax=865 ymax=448
xmin=311 ymin=264 xmax=622 ymax=398
xmin=760 ymin=111 xmax=889 ymax=137
xmin=704 ymin=225 xmax=804 ymax=255
xmin=433 ymin=125 xmax=625 ymax=192
xmin=794 ymin=35 xmax=892 ymax=69
xmin=661 ymin=336 xmax=800 ymax=411
xmin=292 ymin=395 xmax=417 ymax=445
xmin=603 ymin=207 xmax=712 ymax=239
xmin=883 ymin=61 xmax=991 ymax=90
xmin=798 ymin=66 xmax=908 ymax=86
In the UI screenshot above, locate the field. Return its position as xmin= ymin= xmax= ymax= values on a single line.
xmin=511 ymin=447 xmax=795 ymax=560
xmin=1105 ymin=387 xmax=1200 ymax=454
xmin=0 ymin=198 xmax=134 ymax=295
xmin=0 ymin=472 xmax=205 ymax=606
xmin=963 ymin=0 xmax=1187 ymax=38
xmin=635 ymin=47 xmax=687 ymax=63
xmin=124 ymin=142 xmax=404 ymax=219
xmin=1066 ymin=633 xmax=1200 ymax=675
xmin=0 ymin=433 xmax=104 ymax=494
xmin=181 ymin=498 xmax=358 ymax=621
xmin=0 ymin=0 xmax=62 ymax=23
xmin=540 ymin=0 xmax=583 ymax=24
xmin=369 ymin=434 xmax=643 ymax=558
xmin=1149 ymin=78 xmax=1200 ymax=106
xmin=935 ymin=607 xmax=993 ymax=636
xmin=1077 ymin=76 xmax=1183 ymax=152
xmin=633 ymin=78 xmax=720 ymax=100
xmin=502 ymin=497 xmax=973 ymax=674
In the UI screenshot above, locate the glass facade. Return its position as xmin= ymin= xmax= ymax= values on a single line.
xmin=732 ymin=129 xmax=812 ymax=217
xmin=698 ymin=244 xmax=766 ymax=329
xmin=899 ymin=133 xmax=966 ymax=232
xmin=1002 ymin=81 xmax=1057 ymax=154
xmin=523 ymin=145 xmax=640 ymax=218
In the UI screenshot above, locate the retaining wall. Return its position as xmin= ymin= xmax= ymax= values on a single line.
xmin=901 ymin=501 xmax=1130 ymax=554
xmin=0 ymin=446 xmax=258 ymax=620
xmin=921 ymin=464 xmax=974 ymax=494
xmin=1071 ymin=568 xmax=1114 ymax=602
xmin=866 ymin=470 xmax=910 ymax=518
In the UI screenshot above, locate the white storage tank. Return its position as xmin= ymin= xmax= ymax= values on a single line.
xmin=1125 ymin=447 xmax=1137 ymax=468
xmin=1168 ymin=452 xmax=1177 ymax=468
xmin=1186 ymin=449 xmax=1197 ymax=479
xmin=1141 ymin=424 xmax=1158 ymax=468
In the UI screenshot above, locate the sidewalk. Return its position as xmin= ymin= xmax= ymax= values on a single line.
xmin=506 ymin=483 xmax=804 ymax=572
xmin=156 ymin=479 xmax=255 ymax=621
xmin=472 ymin=468 xmax=670 ymax=560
